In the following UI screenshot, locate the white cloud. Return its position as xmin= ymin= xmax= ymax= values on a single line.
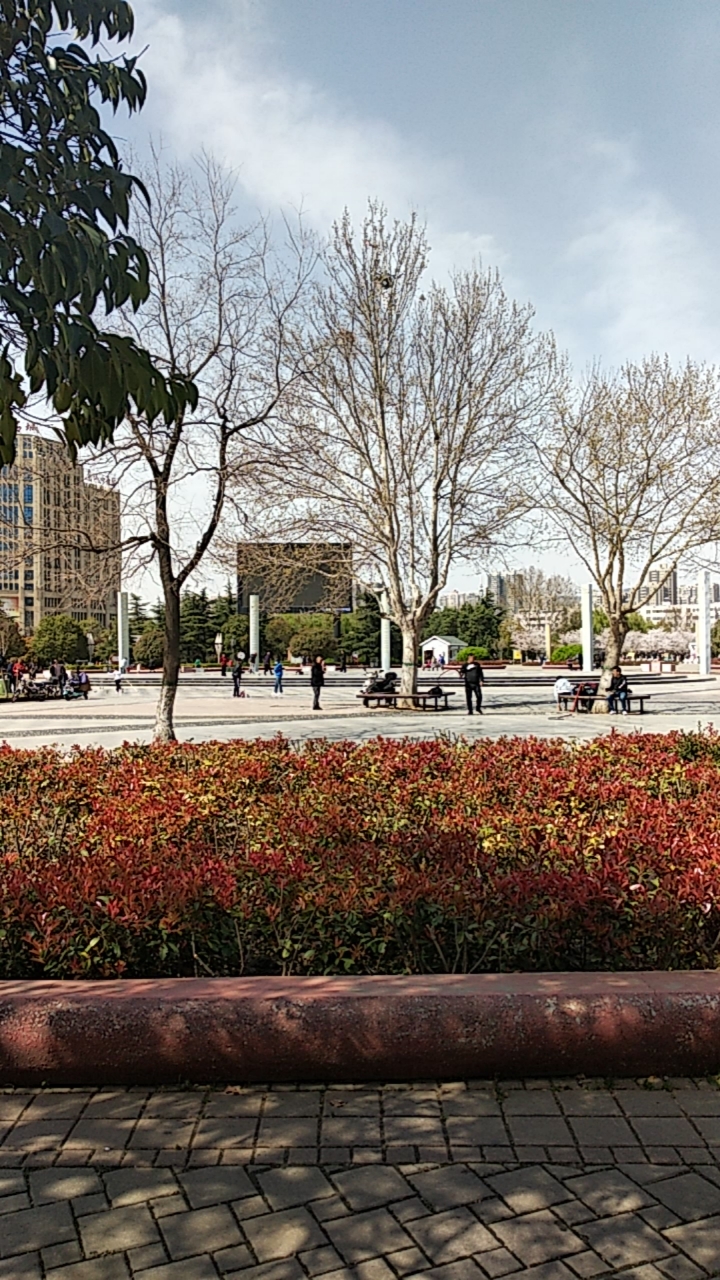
xmin=128 ymin=0 xmax=500 ymax=278
xmin=564 ymin=140 xmax=720 ymax=365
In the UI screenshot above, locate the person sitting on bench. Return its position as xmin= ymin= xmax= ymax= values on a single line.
xmin=607 ymin=665 xmax=630 ymax=714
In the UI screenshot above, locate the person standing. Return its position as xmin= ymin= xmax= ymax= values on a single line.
xmin=338 ymin=649 xmax=347 ymax=673
xmin=220 ymin=653 xmax=228 ymax=677
xmin=310 ymin=654 xmax=325 ymax=710
xmin=460 ymin=654 xmax=484 ymax=715
xmin=232 ymin=657 xmax=243 ymax=697
xmin=273 ymin=658 xmax=284 ymax=696
xmin=263 ymin=651 xmax=272 ymax=675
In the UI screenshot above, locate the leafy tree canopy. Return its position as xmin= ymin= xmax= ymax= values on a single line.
xmin=30 ymin=612 xmax=87 ymax=664
xmin=0 ymin=603 xmax=24 ymax=657
xmin=133 ymin=621 xmax=162 ymax=667
xmin=423 ymin=594 xmax=505 ymax=657
xmin=342 ymin=593 xmax=401 ymax=665
xmin=0 ymin=0 xmax=197 ymax=461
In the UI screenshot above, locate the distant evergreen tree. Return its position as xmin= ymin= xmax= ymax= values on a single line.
xmin=128 ymin=594 xmax=149 ymax=639
xmin=422 ymin=593 xmax=505 ymax=657
xmin=342 ymin=593 xmax=401 ymax=665
xmin=179 ymin=590 xmax=212 ymax=662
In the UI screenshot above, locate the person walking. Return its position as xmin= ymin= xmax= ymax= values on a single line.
xmin=460 ymin=654 xmax=485 ymax=715
xmin=338 ymin=649 xmax=347 ymax=673
xmin=263 ymin=651 xmax=273 ymax=675
xmin=273 ymin=658 xmax=284 ymax=696
xmin=310 ymin=654 xmax=325 ymax=710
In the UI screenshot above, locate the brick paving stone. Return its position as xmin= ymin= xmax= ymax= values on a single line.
xmin=488 ymin=1169 xmax=571 ymax=1214
xmin=490 ymin=1211 xmax=585 ymax=1266
xmin=104 ymin=1166 xmax=179 ymax=1205
xmin=160 ymin=1203 xmax=243 ymax=1259
xmin=0 ymin=1100 xmax=30 ymax=1123
xmin=616 ymin=1095 xmax=685 ymax=1117
xmin=78 ymin=1203 xmax=160 ymax=1256
xmin=0 ymin=1257 xmax=41 ymax=1280
xmin=244 ymin=1206 xmax=329 ymax=1261
xmin=225 ymin=1262 xmax=305 ymax=1280
xmin=446 ymin=1120 xmax=509 ymax=1146
xmin=258 ymin=1118 xmax=320 ymax=1148
xmin=322 ymin=1119 xmax=383 ymax=1147
xmin=128 ymin=1243 xmax=169 ymax=1270
xmin=643 ymin=1150 xmax=681 ymax=1165
xmin=648 ymin=1171 xmax=720 ymax=1220
xmin=255 ymin=1167 xmax=332 ymax=1210
xmin=385 ymin=1119 xmax=447 ymax=1145
xmin=507 ymin=1119 xmax=573 ymax=1147
xmin=506 ymin=1266 xmax=578 ymax=1280
xmin=2 ymin=1121 xmax=74 ymax=1151
xmin=400 ymin=1263 xmax=484 ymax=1280
xmin=234 ymin=1193 xmax=272 ymax=1220
xmin=216 ymin=1244 xmax=256 ymax=1273
xmin=443 ymin=1096 xmax=501 ymax=1117
xmin=388 ymin=1246 xmax=432 ymax=1275
xmin=205 ymin=1094 xmax=265 ymax=1117
xmin=45 ymin=1259 xmax=130 ymax=1279
xmin=0 ymin=1189 xmax=30 ymax=1214
xmin=565 ymin=1251 xmax=607 ymax=1277
xmin=331 ymin=1167 xmax=413 ymax=1210
xmin=128 ymin=1119 xmax=196 ymax=1149
xmin=385 ymin=1097 xmax=441 ymax=1117
xmin=136 ymin=1260 xmax=218 ymax=1279
xmin=477 ymin=1248 xmax=522 ymax=1277
xmin=629 ymin=1120 xmax=704 ymax=1148
xmin=553 ymin=1202 xmax=595 ymax=1227
xmin=179 ymin=1165 xmax=255 ymax=1207
xmin=143 ymin=1094 xmax=204 ymax=1118
xmin=41 ymin=1240 xmax=83 ymax=1268
xmin=193 ymin=1118 xmax=259 ymax=1147
xmin=64 ymin=1118 xmax=135 ymax=1149
xmin=638 ymin=1206 xmax=680 ymax=1231
xmin=562 ymin=1171 xmax=652 ymax=1217
xmin=319 ymin=1262 xmax=396 ymax=1280
xmin=82 ymin=1091 xmax=148 ymax=1118
xmin=502 ymin=1095 xmax=562 ymax=1116
xmin=324 ymin=1207 xmax=414 ymax=1264
xmin=407 ymin=1207 xmax=498 ymax=1263
xmin=673 ymin=1091 xmax=720 ymax=1114
xmin=567 ymin=1118 xmax=636 ymax=1147
xmin=556 ymin=1096 xmax=623 ymax=1117
xmin=300 ymin=1246 xmax=346 ymax=1275
xmin=656 ymin=1257 xmax=705 ymax=1280
xmin=20 ymin=1095 xmax=90 ymax=1121
xmin=0 ymin=1201 xmax=75 ymax=1259
xmin=475 ymin=1200 xmax=516 ymax=1224
xmin=392 ymin=1197 xmax=432 ymax=1222
xmin=579 ymin=1214 xmax=675 ymax=1268
xmin=0 ymin=1171 xmax=24 ymax=1196
xmin=263 ymin=1095 xmax=323 ymax=1117
xmin=664 ymin=1216 xmax=720 ymax=1269
xmin=323 ymin=1094 xmax=381 ymax=1116
xmin=407 ymin=1165 xmax=490 ymax=1210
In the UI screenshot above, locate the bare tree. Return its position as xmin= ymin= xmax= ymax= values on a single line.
xmin=234 ymin=205 xmax=557 ymax=696
xmin=90 ymin=152 xmax=312 ymax=739
xmin=535 ymin=356 xmax=720 ymax=705
xmin=503 ymin=566 xmax=579 ymax=629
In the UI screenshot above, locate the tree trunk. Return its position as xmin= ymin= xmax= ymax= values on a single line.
xmin=154 ymin=586 xmax=181 ymax=742
xmin=399 ymin=622 xmax=419 ymax=700
xmin=592 ymin=618 xmax=627 ymax=713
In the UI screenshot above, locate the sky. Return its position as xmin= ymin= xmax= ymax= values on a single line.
xmin=117 ymin=0 xmax=720 ymax=595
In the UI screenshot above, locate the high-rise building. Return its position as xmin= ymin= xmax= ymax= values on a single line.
xmin=0 ymin=434 xmax=121 ymax=633
xmin=486 ymin=573 xmax=506 ymax=603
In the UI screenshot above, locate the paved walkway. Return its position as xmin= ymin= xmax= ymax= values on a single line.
xmin=0 ymin=672 xmax=718 ymax=750
xmin=4 ymin=1079 xmax=720 ymax=1278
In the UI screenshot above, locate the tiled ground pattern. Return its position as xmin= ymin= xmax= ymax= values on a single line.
xmin=4 ymin=1080 xmax=720 ymax=1278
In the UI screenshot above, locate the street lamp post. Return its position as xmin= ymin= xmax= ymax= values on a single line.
xmin=214 ymin=632 xmax=223 ymax=665
xmin=86 ymin=633 xmax=95 ymax=664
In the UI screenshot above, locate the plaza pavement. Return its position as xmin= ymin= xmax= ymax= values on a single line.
xmin=4 ymin=1078 xmax=720 ymax=1278
xmin=0 ymin=669 xmax=719 ymax=750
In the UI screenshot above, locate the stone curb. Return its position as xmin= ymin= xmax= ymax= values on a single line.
xmin=1 ymin=972 xmax=719 ymax=1085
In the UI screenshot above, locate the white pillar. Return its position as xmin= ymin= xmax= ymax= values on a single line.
xmin=116 ymin=591 xmax=130 ymax=670
xmin=380 ymin=590 xmax=391 ymax=670
xmin=697 ymin=570 xmax=711 ymax=676
xmin=581 ymin=583 xmax=594 ymax=674
xmin=249 ymin=594 xmax=260 ymax=671
xmin=544 ymin=621 xmax=552 ymax=662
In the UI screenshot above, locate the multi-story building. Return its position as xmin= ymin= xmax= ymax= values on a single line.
xmin=0 ymin=434 xmax=121 ymax=633
xmin=437 ymin=589 xmax=482 ymax=610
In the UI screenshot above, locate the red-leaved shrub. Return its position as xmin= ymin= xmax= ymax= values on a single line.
xmin=1 ymin=730 xmax=720 ymax=977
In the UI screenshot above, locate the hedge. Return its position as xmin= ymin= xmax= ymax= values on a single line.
xmin=2 ymin=731 xmax=720 ymax=978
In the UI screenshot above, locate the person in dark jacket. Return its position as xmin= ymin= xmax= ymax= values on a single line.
xmin=460 ymin=655 xmax=484 ymax=715
xmin=310 ymin=655 xmax=325 ymax=710
xmin=607 ymin=666 xmax=630 ymax=714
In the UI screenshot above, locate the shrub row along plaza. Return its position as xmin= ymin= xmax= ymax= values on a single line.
xmin=3 ymin=730 xmax=720 ymax=980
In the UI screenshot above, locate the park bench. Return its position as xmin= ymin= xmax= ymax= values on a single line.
xmin=358 ymin=690 xmax=457 ymax=711
xmin=558 ymin=691 xmax=650 ymax=714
